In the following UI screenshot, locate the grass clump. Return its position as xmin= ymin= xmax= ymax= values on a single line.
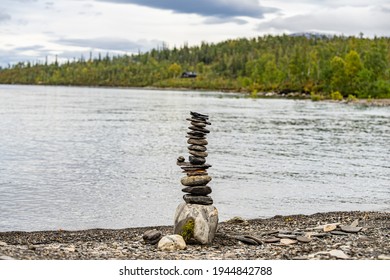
xmin=180 ymin=219 xmax=194 ymax=242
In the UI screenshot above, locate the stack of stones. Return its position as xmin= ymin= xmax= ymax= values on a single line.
xmin=177 ymin=111 xmax=213 ymax=205
xmin=174 ymin=111 xmax=218 ymax=245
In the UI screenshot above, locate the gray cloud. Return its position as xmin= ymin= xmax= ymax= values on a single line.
xmin=0 ymin=11 xmax=11 ymax=22
xmin=96 ymin=0 xmax=278 ymax=19
xmin=54 ymin=37 xmax=162 ymax=52
xmin=257 ymin=6 xmax=390 ymax=37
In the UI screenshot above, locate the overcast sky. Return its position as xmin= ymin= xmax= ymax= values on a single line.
xmin=1 ymin=0 xmax=389 ymax=67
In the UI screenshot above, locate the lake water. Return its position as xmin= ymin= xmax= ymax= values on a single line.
xmin=0 ymin=85 xmax=389 ymax=232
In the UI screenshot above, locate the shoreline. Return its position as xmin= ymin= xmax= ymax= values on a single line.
xmin=2 ymin=83 xmax=389 ymax=106
xmin=1 ymin=211 xmax=389 ymax=260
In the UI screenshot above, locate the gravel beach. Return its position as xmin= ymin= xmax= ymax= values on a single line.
xmin=1 ymin=211 xmax=389 ymax=260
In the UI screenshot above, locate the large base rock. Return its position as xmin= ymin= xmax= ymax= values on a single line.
xmin=174 ymin=203 xmax=218 ymax=244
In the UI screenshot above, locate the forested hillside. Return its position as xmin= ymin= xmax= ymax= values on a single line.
xmin=1 ymin=35 xmax=389 ymax=98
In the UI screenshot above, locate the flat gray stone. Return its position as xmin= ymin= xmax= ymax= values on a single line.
xmin=174 ymin=203 xmax=218 ymax=244
xmin=188 ymin=145 xmax=207 ymax=152
xmin=182 ymin=186 xmax=212 ymax=195
xmin=186 ymin=135 xmax=206 ymax=140
xmin=331 ymin=230 xmax=349 ymax=236
xmin=181 ymin=175 xmax=212 ymax=186
xmin=277 ymin=234 xmax=297 ymax=239
xmin=188 ymin=126 xmax=210 ymax=133
xmin=264 ymin=237 xmax=280 ymax=243
xmin=350 ymin=219 xmax=359 ymax=227
xmin=189 ymin=150 xmax=208 ymax=158
xmin=191 ymin=121 xmax=206 ymax=128
xmin=186 ymin=118 xmax=211 ymax=125
xmin=339 ymin=225 xmax=363 ymax=233
xmin=187 ymin=130 xmax=206 ymax=137
xmin=187 ymin=138 xmax=208 ymax=145
xmin=180 ymin=164 xmax=211 ymax=171
xmin=183 ymin=194 xmax=213 ymax=205
xmin=329 ymin=249 xmax=350 ymax=259
xmin=297 ymin=236 xmax=312 ymax=243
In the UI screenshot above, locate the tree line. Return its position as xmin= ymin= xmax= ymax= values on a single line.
xmin=0 ymin=34 xmax=389 ymax=98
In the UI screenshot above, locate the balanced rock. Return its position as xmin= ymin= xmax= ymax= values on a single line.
xmin=188 ymin=145 xmax=207 ymax=152
xmin=183 ymin=194 xmax=213 ymax=205
xmin=174 ymin=203 xmax=218 ymax=244
xmin=186 ymin=118 xmax=211 ymax=125
xmin=185 ymin=135 xmax=206 ymax=139
xmin=190 ymin=111 xmax=209 ymax=119
xmin=191 ymin=121 xmax=206 ymax=128
xmin=188 ymin=126 xmax=210 ymax=133
xmin=189 ymin=156 xmax=206 ymax=165
xmin=184 ymin=170 xmax=208 ymax=176
xmin=181 ymin=175 xmax=211 ymax=186
xmin=189 ymin=150 xmax=208 ymax=158
xmin=157 ymin=235 xmax=186 ymax=251
xmin=182 ymin=186 xmax=212 ymax=195
xmin=177 ymin=156 xmax=185 ymax=163
xmin=187 ymin=138 xmax=208 ymax=145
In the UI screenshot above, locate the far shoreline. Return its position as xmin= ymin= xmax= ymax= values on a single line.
xmin=1 ymin=83 xmax=389 ymax=106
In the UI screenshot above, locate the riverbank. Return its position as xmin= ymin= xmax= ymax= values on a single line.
xmin=1 ymin=211 xmax=389 ymax=260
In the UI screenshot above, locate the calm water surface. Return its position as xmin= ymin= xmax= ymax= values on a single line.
xmin=0 ymin=85 xmax=389 ymax=231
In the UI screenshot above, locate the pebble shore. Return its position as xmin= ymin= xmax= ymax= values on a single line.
xmin=1 ymin=211 xmax=389 ymax=260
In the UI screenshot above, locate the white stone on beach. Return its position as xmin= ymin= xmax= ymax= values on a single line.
xmin=157 ymin=235 xmax=186 ymax=251
xmin=174 ymin=203 xmax=218 ymax=244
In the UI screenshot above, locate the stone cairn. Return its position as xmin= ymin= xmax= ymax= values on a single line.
xmin=173 ymin=111 xmax=218 ymax=245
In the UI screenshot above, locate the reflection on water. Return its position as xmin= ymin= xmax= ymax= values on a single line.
xmin=0 ymin=85 xmax=389 ymax=231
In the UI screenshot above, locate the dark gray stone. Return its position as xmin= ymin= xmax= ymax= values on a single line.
xmin=188 ymin=145 xmax=207 ymax=152
xmin=182 ymin=186 xmax=212 ymax=195
xmin=177 ymin=156 xmax=185 ymax=162
xmin=180 ymin=164 xmax=211 ymax=171
xmin=187 ymin=138 xmax=208 ymax=145
xmin=181 ymin=175 xmax=212 ymax=186
xmin=183 ymin=194 xmax=213 ymax=205
xmin=186 ymin=118 xmax=211 ymax=125
xmin=190 ymin=111 xmax=209 ymax=119
xmin=234 ymin=236 xmax=259 ymax=245
xmin=187 ymin=131 xmax=206 ymax=137
xmin=189 ymin=150 xmax=208 ymax=158
xmin=188 ymin=126 xmax=210 ymax=133
xmin=189 ymin=156 xmax=206 ymax=165
xmin=185 ymin=135 xmax=206 ymax=140
xmin=143 ymin=229 xmax=162 ymax=245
